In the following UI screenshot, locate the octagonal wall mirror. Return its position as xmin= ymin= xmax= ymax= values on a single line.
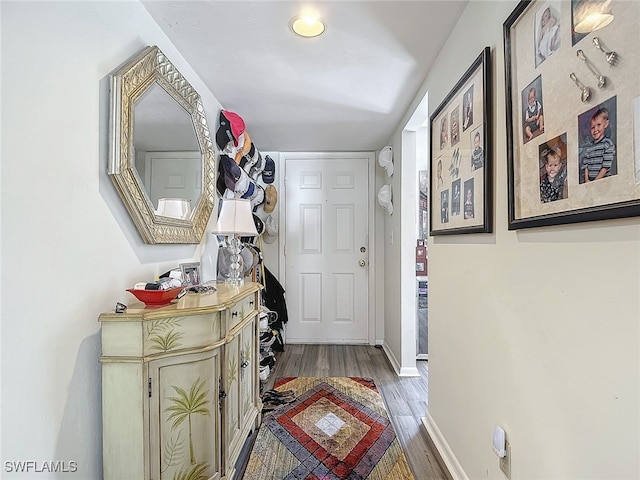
xmin=108 ymin=45 xmax=216 ymax=244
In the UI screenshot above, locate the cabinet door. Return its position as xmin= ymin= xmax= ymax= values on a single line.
xmin=223 ymin=315 xmax=259 ymax=474
xmin=239 ymin=316 xmax=258 ymax=428
xmin=149 ymin=349 xmax=221 ymax=480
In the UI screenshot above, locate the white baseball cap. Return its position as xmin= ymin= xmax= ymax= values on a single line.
xmin=377 ymin=184 xmax=393 ymax=215
xmin=378 ymin=146 xmax=394 ymax=177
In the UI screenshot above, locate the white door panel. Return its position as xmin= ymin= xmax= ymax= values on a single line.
xmin=285 ymin=156 xmax=369 ymax=343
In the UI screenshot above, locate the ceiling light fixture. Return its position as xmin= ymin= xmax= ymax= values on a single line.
xmin=574 ymin=1 xmax=614 ymax=34
xmin=290 ymin=14 xmax=326 ymax=38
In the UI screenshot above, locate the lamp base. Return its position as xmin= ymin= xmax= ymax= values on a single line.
xmin=224 ymin=276 xmax=245 ymax=287
xmin=224 ymin=235 xmax=245 ymax=287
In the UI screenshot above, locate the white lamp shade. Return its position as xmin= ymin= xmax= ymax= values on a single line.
xmin=213 ymin=198 xmax=258 ymax=236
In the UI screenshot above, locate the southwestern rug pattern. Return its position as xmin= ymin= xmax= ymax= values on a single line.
xmin=243 ymin=377 xmax=415 ymax=480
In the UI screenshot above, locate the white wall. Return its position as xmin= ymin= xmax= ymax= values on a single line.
xmin=1 ymin=2 xmax=222 ymax=477
xmin=388 ymin=1 xmax=640 ymax=479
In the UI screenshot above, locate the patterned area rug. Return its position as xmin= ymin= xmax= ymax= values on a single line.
xmin=243 ymin=377 xmax=415 ymax=480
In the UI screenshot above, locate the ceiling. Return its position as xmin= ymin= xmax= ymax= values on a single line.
xmin=142 ymin=1 xmax=468 ymax=153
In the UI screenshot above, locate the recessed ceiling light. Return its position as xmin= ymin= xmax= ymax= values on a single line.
xmin=290 ymin=14 xmax=326 ymax=38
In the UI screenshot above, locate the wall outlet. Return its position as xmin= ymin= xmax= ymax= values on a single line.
xmin=499 ymin=440 xmax=511 ymax=479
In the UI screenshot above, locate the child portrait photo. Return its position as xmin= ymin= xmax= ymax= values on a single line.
xmin=450 ymin=106 xmax=460 ymax=146
xmin=522 ymin=75 xmax=544 ymax=144
xmin=462 ymin=85 xmax=474 ymax=131
xmin=452 ymin=179 xmax=461 ymax=216
xmin=539 ymin=133 xmax=568 ymax=203
xmin=463 ymin=179 xmax=475 ymax=219
xmin=534 ymin=2 xmax=561 ymax=67
xmin=470 ymin=126 xmax=484 ymax=171
xmin=577 ymin=96 xmax=617 ymax=184
xmin=440 ymin=117 xmax=448 ymax=150
xmin=440 ymin=189 xmax=450 ymax=224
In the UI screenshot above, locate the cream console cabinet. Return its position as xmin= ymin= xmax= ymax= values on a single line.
xmin=99 ymin=283 xmax=263 ymax=480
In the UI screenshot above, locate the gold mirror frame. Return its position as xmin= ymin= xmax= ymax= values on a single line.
xmin=108 ymin=45 xmax=215 ymax=244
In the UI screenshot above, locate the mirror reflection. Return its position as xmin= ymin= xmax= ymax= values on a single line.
xmin=133 ymin=83 xmax=202 ymax=219
xmin=108 ymin=45 xmax=216 ymax=244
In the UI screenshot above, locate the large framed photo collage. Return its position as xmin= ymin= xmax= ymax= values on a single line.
xmin=504 ymin=0 xmax=640 ymax=229
xmin=430 ymin=1 xmax=640 ymax=235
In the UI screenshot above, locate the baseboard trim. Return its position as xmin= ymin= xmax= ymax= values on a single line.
xmin=421 ymin=413 xmax=468 ymax=480
xmin=399 ymin=366 xmax=420 ymax=377
xmin=380 ymin=342 xmax=420 ymax=377
xmin=381 ymin=342 xmax=400 ymax=374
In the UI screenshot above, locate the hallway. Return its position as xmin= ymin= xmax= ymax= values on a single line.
xmin=259 ymin=344 xmax=447 ymax=480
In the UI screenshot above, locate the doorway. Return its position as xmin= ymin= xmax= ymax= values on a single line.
xmin=281 ymin=152 xmax=375 ymax=344
xmin=402 ymin=93 xmax=430 ymax=362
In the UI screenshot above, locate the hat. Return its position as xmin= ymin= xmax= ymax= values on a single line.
xmin=240 ymin=243 xmax=260 ymax=273
xmin=248 ymin=151 xmax=264 ymax=180
xmin=377 ymin=184 xmax=393 ymax=215
xmin=216 ymin=160 xmax=228 ymax=196
xmin=262 ymin=155 xmax=275 ymax=184
xmin=234 ymin=131 xmax=252 ymax=164
xmin=234 ymin=177 xmax=265 ymax=210
xmin=223 ymin=110 xmax=245 ymax=146
xmin=216 ymin=110 xmax=245 ymax=150
xmin=240 ymin=214 xmax=264 ymax=243
xmin=220 ymin=154 xmax=242 ymax=191
xmin=263 ymin=215 xmax=278 ymax=244
xmin=378 ymin=146 xmax=394 ymax=177
xmin=241 ymin=142 xmax=258 ymax=171
xmin=264 ymin=185 xmax=277 ymax=213
xmin=230 ymin=161 xmax=251 ymax=194
xmin=253 ymin=214 xmax=264 ymax=235
xmin=215 ymin=111 xmax=233 ymax=151
xmin=218 ymin=245 xmax=253 ymax=279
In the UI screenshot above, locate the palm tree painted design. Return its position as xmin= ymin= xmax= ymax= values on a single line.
xmin=146 ymin=318 xmax=184 ymax=352
xmin=227 ymin=354 xmax=238 ymax=431
xmin=228 ymin=354 xmax=237 ymax=385
xmin=161 ymin=430 xmax=185 ymax=473
xmin=165 ymin=378 xmax=211 ymax=465
xmin=242 ymin=341 xmax=251 ymax=366
xmin=172 ymin=462 xmax=209 ymax=480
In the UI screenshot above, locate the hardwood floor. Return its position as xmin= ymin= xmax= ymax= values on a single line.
xmin=258 ymin=344 xmax=448 ymax=480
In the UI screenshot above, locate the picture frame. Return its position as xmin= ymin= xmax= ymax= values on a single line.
xmin=180 ymin=262 xmax=201 ymax=287
xmin=430 ymin=47 xmax=492 ymax=235
xmin=504 ymin=0 xmax=640 ymax=230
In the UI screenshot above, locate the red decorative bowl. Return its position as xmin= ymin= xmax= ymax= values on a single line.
xmin=126 ymin=286 xmax=185 ymax=307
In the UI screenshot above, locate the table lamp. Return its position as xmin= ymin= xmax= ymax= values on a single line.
xmin=213 ymin=198 xmax=258 ymax=286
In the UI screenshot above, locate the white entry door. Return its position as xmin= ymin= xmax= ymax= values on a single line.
xmin=144 ymin=151 xmax=202 ymax=210
xmin=284 ymin=155 xmax=370 ymax=343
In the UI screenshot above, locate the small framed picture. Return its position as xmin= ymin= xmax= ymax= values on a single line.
xmin=180 ymin=262 xmax=201 ymax=287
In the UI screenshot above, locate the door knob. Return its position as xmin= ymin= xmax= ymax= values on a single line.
xmin=358 ymin=259 xmax=366 ymax=267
